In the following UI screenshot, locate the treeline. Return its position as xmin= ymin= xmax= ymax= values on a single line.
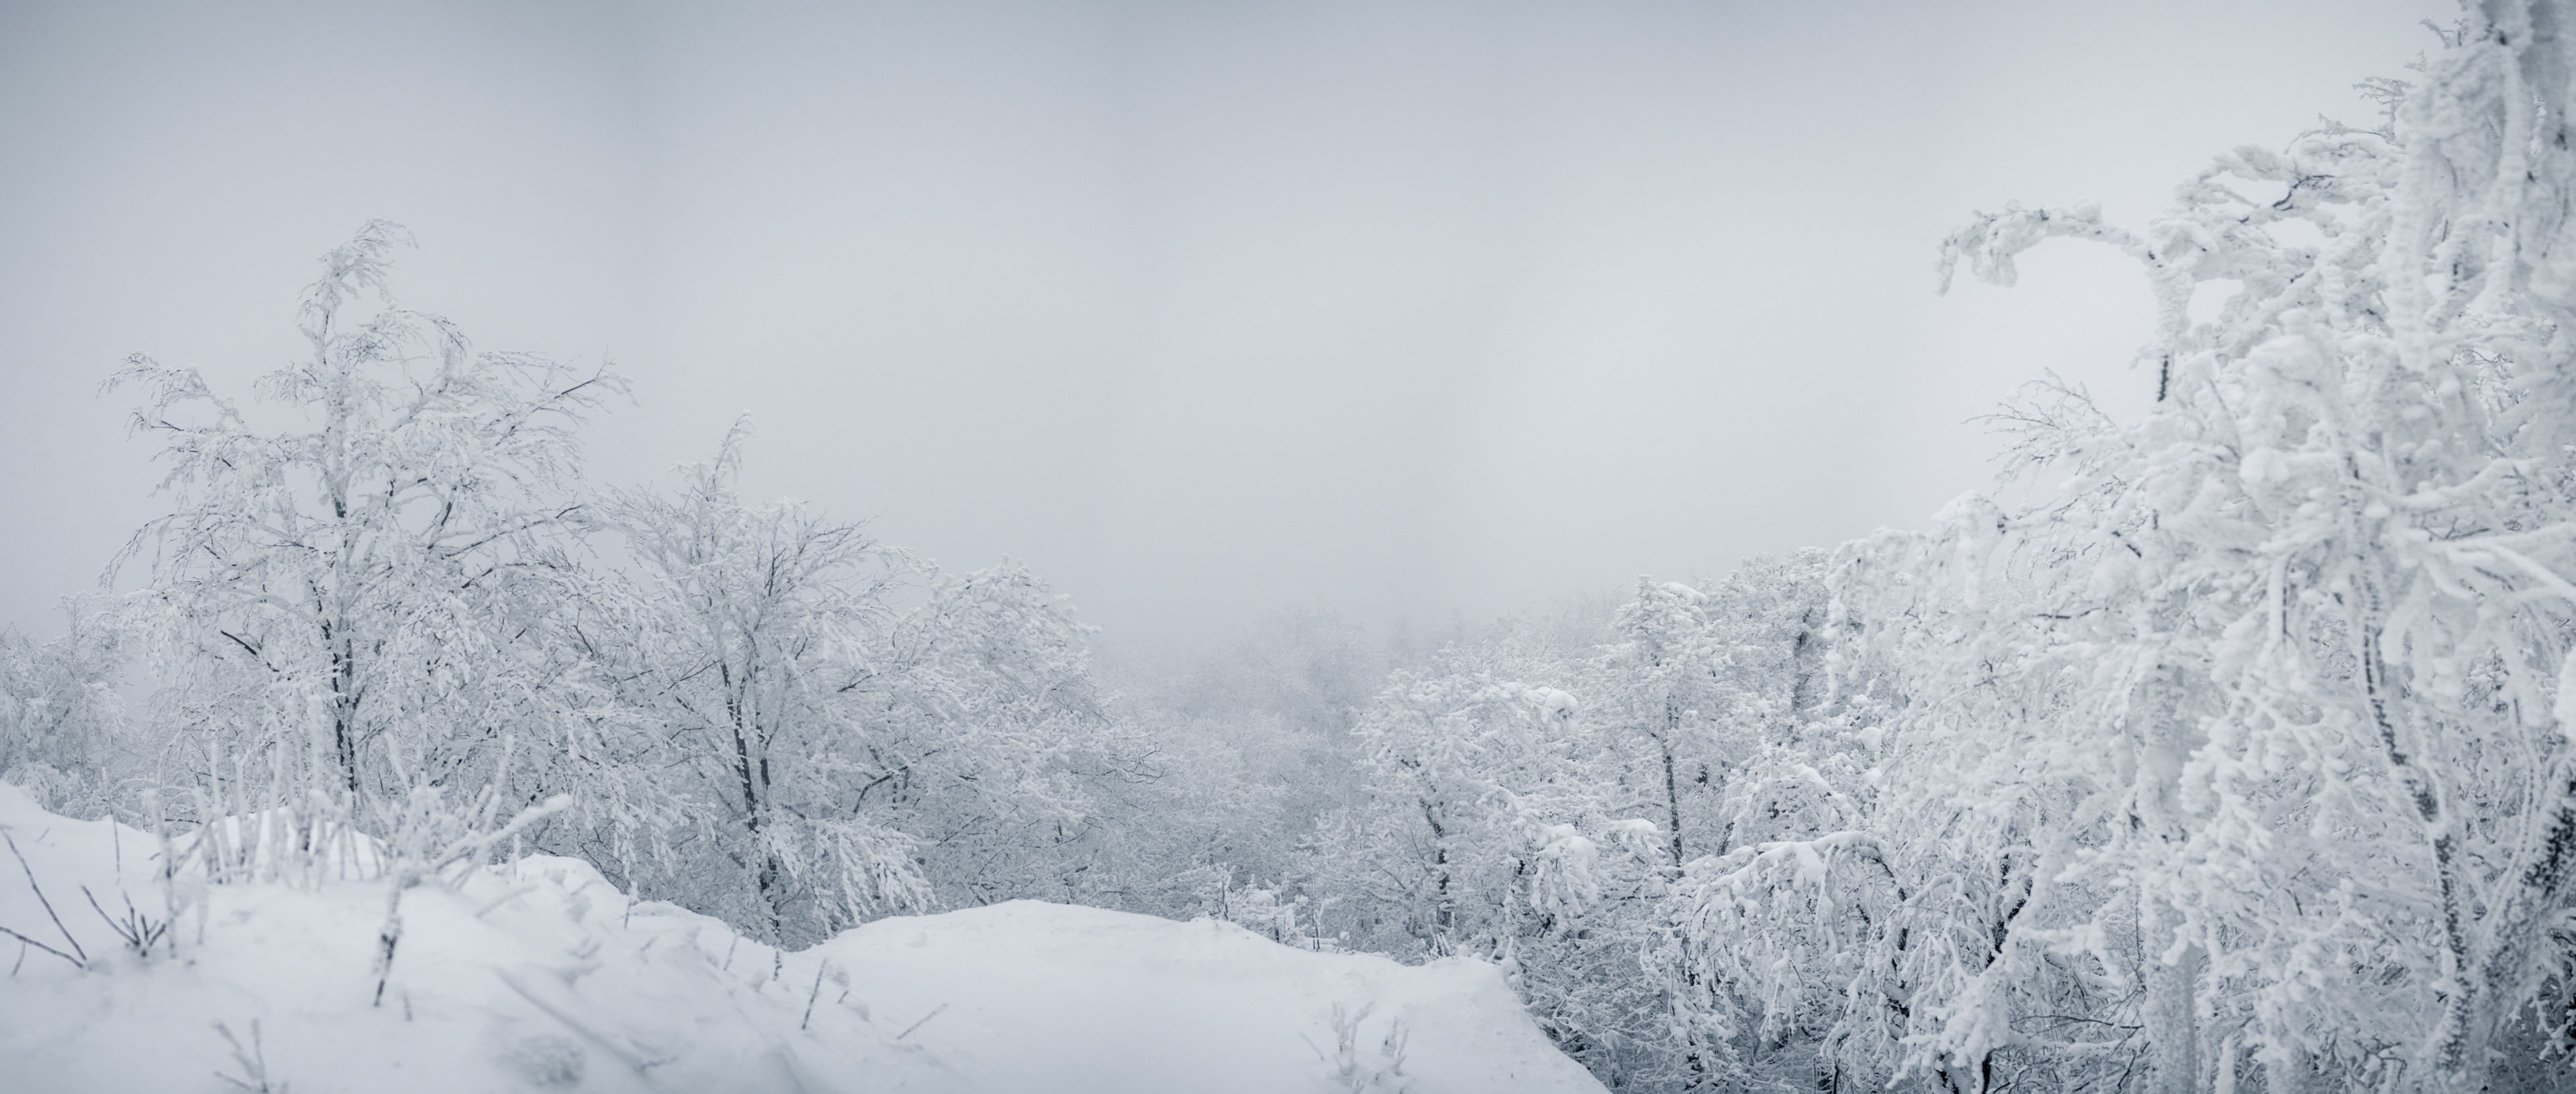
xmin=11 ymin=5 xmax=2576 ymax=1092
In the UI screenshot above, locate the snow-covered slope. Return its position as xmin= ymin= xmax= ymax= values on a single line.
xmin=0 ymin=785 xmax=1605 ymax=1093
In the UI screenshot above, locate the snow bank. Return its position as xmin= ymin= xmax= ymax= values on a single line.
xmin=0 ymin=784 xmax=1605 ymax=1093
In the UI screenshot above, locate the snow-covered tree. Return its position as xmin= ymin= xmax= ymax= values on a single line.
xmin=1594 ymin=552 xmax=1831 ymax=875
xmin=585 ymin=422 xmax=928 ymax=942
xmin=871 ymin=557 xmax=1132 ymax=908
xmin=1602 ymin=578 xmax=1723 ymax=873
xmin=1288 ymin=608 xmax=1678 ymax=1085
xmin=109 ymin=221 xmax=622 ymax=849
xmin=586 ymin=423 xmax=1128 ymax=940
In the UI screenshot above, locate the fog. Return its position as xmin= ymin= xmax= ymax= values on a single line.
xmin=0 ymin=0 xmax=2449 ymax=653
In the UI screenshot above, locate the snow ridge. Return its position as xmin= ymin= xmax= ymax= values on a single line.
xmin=0 ymin=783 xmax=1605 ymax=1093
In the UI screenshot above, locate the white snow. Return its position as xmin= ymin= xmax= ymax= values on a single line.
xmin=0 ymin=783 xmax=1606 ymax=1093
xmin=1526 ymin=688 xmax=1579 ymax=720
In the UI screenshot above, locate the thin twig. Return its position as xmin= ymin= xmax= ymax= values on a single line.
xmin=2 ymin=830 xmax=86 ymax=965
xmin=81 ymin=884 xmax=167 ymax=952
xmin=82 ymin=886 xmax=133 ymax=946
xmin=802 ymin=960 xmax=828 ymax=1030
xmin=213 ymin=1018 xmax=276 ymax=1093
xmin=0 ymin=924 xmax=83 ymax=969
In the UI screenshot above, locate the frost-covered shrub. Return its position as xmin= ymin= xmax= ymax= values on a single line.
xmin=0 ymin=619 xmax=135 ymax=820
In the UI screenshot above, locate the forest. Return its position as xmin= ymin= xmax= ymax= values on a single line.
xmin=10 ymin=3 xmax=2576 ymax=1093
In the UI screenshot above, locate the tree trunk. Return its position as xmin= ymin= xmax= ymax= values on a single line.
xmin=1660 ymin=699 xmax=1687 ymax=870
xmin=1421 ymin=797 xmax=1454 ymax=954
xmin=2348 ymin=571 xmax=2489 ymax=1092
xmin=325 ymin=617 xmax=362 ymax=803
xmin=2140 ymin=891 xmax=2204 ymax=1094
xmin=731 ymin=716 xmax=786 ymax=942
xmin=2137 ymin=663 xmax=2202 ymax=1094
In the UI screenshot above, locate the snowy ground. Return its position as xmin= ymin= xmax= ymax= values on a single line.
xmin=0 ymin=784 xmax=1606 ymax=1093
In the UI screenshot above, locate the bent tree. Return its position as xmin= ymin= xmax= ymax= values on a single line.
xmin=1663 ymin=3 xmax=2576 ymax=1090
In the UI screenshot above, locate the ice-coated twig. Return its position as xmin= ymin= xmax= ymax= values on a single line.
xmin=374 ymin=793 xmax=570 ymax=1007
xmin=213 ymin=1018 xmax=282 ymax=1093
xmin=895 ymin=1001 xmax=949 ymax=1041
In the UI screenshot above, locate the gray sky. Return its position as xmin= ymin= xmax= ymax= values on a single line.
xmin=0 ymin=0 xmax=2451 ymax=652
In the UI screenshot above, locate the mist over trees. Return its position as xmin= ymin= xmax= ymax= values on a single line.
xmin=11 ymin=3 xmax=2576 ymax=1091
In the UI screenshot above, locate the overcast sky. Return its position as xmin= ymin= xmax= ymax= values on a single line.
xmin=0 ymin=0 xmax=2451 ymax=654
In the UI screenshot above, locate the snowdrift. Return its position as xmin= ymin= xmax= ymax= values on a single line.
xmin=0 ymin=784 xmax=1605 ymax=1093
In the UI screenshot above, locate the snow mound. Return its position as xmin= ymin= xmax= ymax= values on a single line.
xmin=818 ymin=901 xmax=1601 ymax=1093
xmin=0 ymin=784 xmax=1605 ymax=1093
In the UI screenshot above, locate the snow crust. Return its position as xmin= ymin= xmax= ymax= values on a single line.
xmin=0 ymin=784 xmax=1605 ymax=1093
